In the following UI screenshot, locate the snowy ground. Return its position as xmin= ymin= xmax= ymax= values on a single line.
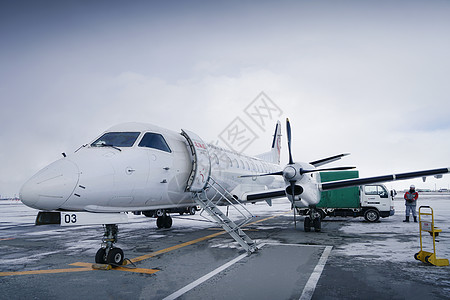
xmin=337 ymin=194 xmax=450 ymax=263
xmin=1 ymin=194 xmax=450 ymax=299
xmin=1 ymin=194 xmax=449 ymax=263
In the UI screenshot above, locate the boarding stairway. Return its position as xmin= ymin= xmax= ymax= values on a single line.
xmin=181 ymin=128 xmax=257 ymax=253
xmin=193 ymin=177 xmax=258 ymax=253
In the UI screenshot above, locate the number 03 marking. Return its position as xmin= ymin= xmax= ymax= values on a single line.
xmin=64 ymin=214 xmax=77 ymax=224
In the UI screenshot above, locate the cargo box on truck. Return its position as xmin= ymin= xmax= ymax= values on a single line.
xmin=297 ymin=171 xmax=395 ymax=222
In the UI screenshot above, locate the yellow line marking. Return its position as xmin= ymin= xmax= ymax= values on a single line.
xmin=0 ymin=238 xmax=15 ymax=241
xmin=71 ymin=262 xmax=159 ymax=274
xmin=130 ymin=231 xmax=226 ymax=263
xmin=131 ymin=211 xmax=288 ymax=263
xmin=115 ymin=267 xmax=159 ymax=274
xmin=0 ymin=211 xmax=289 ymax=277
xmin=0 ymin=266 xmax=91 ymax=276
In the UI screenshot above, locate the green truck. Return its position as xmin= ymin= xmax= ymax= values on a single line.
xmin=298 ymin=171 xmax=395 ymax=222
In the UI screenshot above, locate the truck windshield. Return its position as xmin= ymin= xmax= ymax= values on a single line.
xmin=91 ymin=132 xmax=141 ymax=147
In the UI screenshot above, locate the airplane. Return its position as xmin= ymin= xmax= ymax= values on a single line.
xmin=20 ymin=119 xmax=449 ymax=266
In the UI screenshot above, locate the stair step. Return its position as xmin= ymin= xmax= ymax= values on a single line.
xmin=194 ymin=179 xmax=257 ymax=254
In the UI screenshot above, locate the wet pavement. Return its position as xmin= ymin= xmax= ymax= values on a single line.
xmin=1 ymin=195 xmax=449 ymax=299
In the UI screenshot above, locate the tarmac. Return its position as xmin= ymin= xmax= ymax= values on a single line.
xmin=1 ymin=194 xmax=450 ymax=300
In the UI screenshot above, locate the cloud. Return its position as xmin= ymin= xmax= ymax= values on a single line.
xmin=1 ymin=0 xmax=450 ymax=196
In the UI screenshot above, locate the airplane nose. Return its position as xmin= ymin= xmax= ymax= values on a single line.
xmin=20 ymin=159 xmax=79 ymax=210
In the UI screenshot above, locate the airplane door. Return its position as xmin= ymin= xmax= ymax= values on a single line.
xmin=181 ymin=129 xmax=211 ymax=192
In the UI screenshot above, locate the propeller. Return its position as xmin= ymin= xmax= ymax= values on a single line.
xmin=287 ymin=118 xmax=294 ymax=165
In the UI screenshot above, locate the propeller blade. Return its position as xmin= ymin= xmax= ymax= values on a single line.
xmin=286 ymin=118 xmax=294 ymax=165
xmin=238 ymin=171 xmax=283 ymax=178
xmin=301 ymin=166 xmax=356 ymax=174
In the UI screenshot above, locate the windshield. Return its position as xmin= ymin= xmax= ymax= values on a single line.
xmin=91 ymin=132 xmax=140 ymax=147
xmin=138 ymin=132 xmax=171 ymax=152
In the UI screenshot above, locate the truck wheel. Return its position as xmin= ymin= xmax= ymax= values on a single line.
xmin=189 ymin=207 xmax=196 ymax=215
xmin=364 ymin=209 xmax=380 ymax=222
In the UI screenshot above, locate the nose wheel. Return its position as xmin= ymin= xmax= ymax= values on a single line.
xmin=95 ymin=224 xmax=125 ymax=266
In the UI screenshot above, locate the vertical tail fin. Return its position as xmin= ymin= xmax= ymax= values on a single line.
xmin=256 ymin=121 xmax=282 ymax=164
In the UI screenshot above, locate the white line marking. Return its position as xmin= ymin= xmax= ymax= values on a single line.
xmin=299 ymin=245 xmax=333 ymax=300
xmin=263 ymin=242 xmax=330 ymax=248
xmin=163 ymin=243 xmax=333 ymax=300
xmin=162 ymin=252 xmax=248 ymax=300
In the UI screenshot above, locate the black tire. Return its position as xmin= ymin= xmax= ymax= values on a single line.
xmin=313 ymin=218 xmax=321 ymax=232
xmin=95 ymin=248 xmax=107 ymax=264
xmin=179 ymin=212 xmax=184 ymax=216
xmin=156 ymin=216 xmax=164 ymax=228
xmin=304 ymin=217 xmax=311 ymax=232
xmin=364 ymin=209 xmax=380 ymax=222
xmin=189 ymin=207 xmax=196 ymax=215
xmin=107 ymin=248 xmax=124 ymax=265
xmin=414 ymin=253 xmax=420 ymax=261
xmin=163 ymin=216 xmax=173 ymax=228
xmin=425 ymin=255 xmax=431 ymax=264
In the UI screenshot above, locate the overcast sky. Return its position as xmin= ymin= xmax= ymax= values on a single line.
xmin=1 ymin=0 xmax=449 ymax=197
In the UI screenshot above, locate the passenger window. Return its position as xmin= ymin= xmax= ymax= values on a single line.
xmin=212 ymin=154 xmax=219 ymax=165
xmin=138 ymin=132 xmax=171 ymax=152
xmin=225 ymin=156 xmax=232 ymax=168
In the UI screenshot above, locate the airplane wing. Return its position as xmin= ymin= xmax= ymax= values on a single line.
xmin=320 ymin=167 xmax=450 ymax=191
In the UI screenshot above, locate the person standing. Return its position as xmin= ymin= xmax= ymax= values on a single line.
xmin=403 ymin=185 xmax=419 ymax=222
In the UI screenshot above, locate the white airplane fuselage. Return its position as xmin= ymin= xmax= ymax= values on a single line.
xmin=20 ymin=122 xmax=301 ymax=213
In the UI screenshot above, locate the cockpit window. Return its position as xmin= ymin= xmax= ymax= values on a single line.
xmin=138 ymin=132 xmax=171 ymax=152
xmin=91 ymin=132 xmax=140 ymax=147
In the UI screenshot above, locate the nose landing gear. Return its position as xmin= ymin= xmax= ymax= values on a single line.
xmin=95 ymin=224 xmax=124 ymax=265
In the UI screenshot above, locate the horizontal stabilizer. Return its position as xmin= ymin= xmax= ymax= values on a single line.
xmin=320 ymin=167 xmax=450 ymax=191
xmin=310 ymin=153 xmax=350 ymax=167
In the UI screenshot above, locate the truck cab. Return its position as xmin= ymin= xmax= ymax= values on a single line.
xmin=359 ymin=184 xmax=395 ymax=222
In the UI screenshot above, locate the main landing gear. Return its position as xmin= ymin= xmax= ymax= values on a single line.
xmin=156 ymin=214 xmax=173 ymax=229
xmin=95 ymin=224 xmax=124 ymax=265
xmin=303 ymin=207 xmax=321 ymax=232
